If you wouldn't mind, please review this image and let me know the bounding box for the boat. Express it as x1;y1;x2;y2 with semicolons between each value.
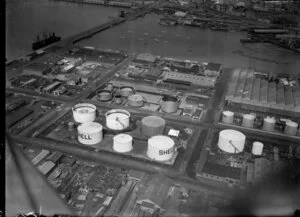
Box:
159;18;177;26
32;32;61;50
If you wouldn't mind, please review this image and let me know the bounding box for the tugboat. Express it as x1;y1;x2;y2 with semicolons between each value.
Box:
32;32;61;50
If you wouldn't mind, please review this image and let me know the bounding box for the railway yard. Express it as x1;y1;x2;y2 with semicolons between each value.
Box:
5;13;300;217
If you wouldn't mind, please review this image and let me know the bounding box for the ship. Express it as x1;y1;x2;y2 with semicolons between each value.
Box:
32;32;61;50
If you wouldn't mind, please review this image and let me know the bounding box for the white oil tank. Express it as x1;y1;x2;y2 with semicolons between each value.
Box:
72;103;96;123
284;121;298;136
263;116;276;132
147;135;175;161
252;141;264;156
113;134;133;153
242;114;255;128
77;122;103;145
105;109;130;130
222;111;234;124
217;129;246;154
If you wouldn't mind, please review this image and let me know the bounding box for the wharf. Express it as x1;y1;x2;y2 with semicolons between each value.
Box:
51;0;133;8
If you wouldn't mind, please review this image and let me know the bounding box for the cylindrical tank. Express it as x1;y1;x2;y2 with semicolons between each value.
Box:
105;109;130;130
106;83;114;91
252;141;264;156
128;94;144;107
113;134;133;153
160;95;179;113
120;86;135;97
96;89;113;102
222;111;234;124
77;122;103;145
263;117;276;132
114;94;123;104
217;129;246;154
141;116;166;137
284;121;298;136
147;135;175;161
242;114;255;128
72;103;96;124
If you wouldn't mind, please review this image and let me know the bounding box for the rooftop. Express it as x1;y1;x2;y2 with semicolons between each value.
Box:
225;68;300;114
206;62;222;72
136;174;172;208
201;162;242;180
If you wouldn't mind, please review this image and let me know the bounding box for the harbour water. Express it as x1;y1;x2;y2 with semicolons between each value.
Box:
6;0;121;61
6;0;300;75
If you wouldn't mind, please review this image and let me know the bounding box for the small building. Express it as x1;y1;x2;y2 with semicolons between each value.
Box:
204;62;222;77
178;0;190;6
174;11;187;17
134;53;156;64
43;81;61;93
141;67;162;80
136;174;172;214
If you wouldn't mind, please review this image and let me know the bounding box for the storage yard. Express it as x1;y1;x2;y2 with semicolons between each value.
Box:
33;102;201;168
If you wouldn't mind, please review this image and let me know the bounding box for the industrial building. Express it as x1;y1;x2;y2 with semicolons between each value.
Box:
163;71;216;87
197;162;242;186
225;68;300;116
136;174;172;214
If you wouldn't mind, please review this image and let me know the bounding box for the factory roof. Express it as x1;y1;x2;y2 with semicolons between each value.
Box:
205;62;222;72
136;174;171;209
225;68;300;114
202;162;241;180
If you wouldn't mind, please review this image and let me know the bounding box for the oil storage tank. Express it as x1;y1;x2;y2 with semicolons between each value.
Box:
284;121;298;136
263;116;276;132
222;111;234;124
217;129;246;154
252;141;264;156
105;109;130;130
120;86;135;97
96;89;113;102
160;95;179;113
147;135;175;161
141;116;166;137
128;94;144;107
72;103;96;123
242;114;255;128
77;122;103;145
113;134;133;153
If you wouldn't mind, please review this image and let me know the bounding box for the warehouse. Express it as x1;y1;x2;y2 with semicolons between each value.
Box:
163;71;216;87
225;68;300;116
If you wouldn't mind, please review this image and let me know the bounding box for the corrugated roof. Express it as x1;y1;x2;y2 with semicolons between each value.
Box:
206;62;222;71
202;162;241;180
136;174;171;208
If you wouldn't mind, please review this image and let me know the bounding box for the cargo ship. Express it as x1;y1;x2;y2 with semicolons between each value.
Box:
32;32;61;50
